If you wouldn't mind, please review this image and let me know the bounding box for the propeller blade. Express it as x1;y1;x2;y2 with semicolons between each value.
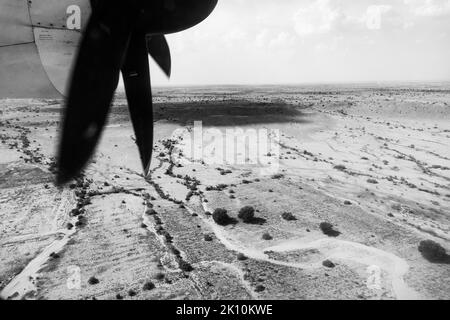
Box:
122;32;154;176
140;0;218;35
147;35;171;78
56;3;139;185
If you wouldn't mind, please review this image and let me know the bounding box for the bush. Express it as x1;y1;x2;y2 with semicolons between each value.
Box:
322;260;336;268
320;222;341;237
143;281;155;291
179;260;194;272
419;240;448;262
154;273;165;281
255;285;266;292
262;233;273;240
281;212;296;221
204;234;213;242
237;253;248;261
212;208;231;226
238;206;255;223
88;277;99;285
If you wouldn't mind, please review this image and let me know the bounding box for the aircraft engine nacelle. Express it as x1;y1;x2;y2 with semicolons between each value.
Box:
0;0;91;98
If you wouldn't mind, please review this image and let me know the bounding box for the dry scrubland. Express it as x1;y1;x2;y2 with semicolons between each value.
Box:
0;84;449;300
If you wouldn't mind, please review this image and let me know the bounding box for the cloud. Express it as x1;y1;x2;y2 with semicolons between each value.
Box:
406;0;450;17
269;32;296;48
364;5;393;30
293;0;340;36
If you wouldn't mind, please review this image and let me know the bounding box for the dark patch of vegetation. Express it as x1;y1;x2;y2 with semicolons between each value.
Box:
206;184;228;191
262;233;273;241
154;273;165;281
88;277;99;285
204;234;213;242
320;222;341;237
418;240;449;263
281;212;297;221
367;179;379;184
333;165;346;171
255;285;266;292
179;260;194;272
322;260;336;268
344;200;352;205
116;294;123;300
271;174;284;179
75;215;87;228
128;289;137;297
212;208;236;226
237;253;248;261
49;252;60;260
143;281;155;291
238;206;255;223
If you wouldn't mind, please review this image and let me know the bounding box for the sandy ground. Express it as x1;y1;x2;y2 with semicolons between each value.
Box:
0;84;449;300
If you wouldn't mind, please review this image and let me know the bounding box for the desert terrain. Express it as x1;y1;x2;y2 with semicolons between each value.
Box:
0;84;449;300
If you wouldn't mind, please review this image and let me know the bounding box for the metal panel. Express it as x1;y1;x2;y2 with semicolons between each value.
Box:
28;0;91;96
28;0;90;31
0;0;34;46
0;43;60;98
33;27;81;95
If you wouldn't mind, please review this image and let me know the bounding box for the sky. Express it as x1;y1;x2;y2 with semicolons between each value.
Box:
148;0;450;86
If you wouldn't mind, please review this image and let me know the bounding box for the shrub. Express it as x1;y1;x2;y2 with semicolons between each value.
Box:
255;285;266;292
238;206;255;223
322;260;336;268
237;253;248;261
333;165;346;171
262;233;273;241
49;252;60;259
88;277;99;285
418;240;448;262
320;222;341;237
204;234;213;242
179;260;194;272
281;212;296;221
212;208;231;226
367;179;379;184
143;281;155;291
154;273;165;281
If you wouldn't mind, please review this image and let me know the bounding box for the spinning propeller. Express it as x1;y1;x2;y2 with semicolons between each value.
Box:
56;0;217;185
